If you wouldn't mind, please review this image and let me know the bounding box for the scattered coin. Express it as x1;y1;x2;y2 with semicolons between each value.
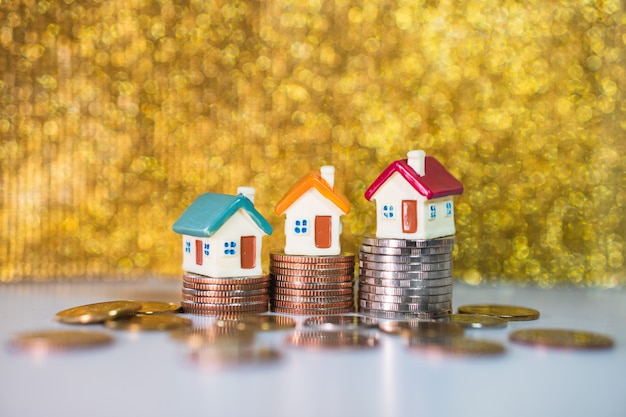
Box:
9;330;114;353
136;301;181;315
104;314;193;331
236;315;297;332
379;320;465;337
509;328;614;350
170;323;256;348
56;300;142;324
407;335;506;356
449;313;508;329
303;315;378;330
190;345;282;369
457;304;540;321
286;330;379;349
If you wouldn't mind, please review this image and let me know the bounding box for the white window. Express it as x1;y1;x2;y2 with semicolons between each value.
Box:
223;241;237;256
382;204;395;219
294;219;309;234
429;204;437;220
445;201;453;217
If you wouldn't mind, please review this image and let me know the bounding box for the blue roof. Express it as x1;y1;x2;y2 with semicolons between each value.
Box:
172;192;273;237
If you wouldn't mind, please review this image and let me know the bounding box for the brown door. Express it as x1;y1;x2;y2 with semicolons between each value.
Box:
195;240;203;265
315;216;332;248
402;200;417;233
240;236;256;269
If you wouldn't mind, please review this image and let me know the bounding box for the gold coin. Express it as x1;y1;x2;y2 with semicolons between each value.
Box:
457;304;540;321
56;301;142;324
509;328;614;350
104;314;192;331
450;313;508;329
136;301;181;315
9;330;114;352
407;335;506;356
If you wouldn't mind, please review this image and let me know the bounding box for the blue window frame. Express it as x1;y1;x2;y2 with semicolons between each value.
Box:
294;219;308;234
445;201;453;217
203;243;210;256
383;204;395;219
184;241;191;253
223;241;236;256
429;204;437;219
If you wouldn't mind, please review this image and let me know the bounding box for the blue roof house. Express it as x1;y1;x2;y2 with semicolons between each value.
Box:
172;187;273;278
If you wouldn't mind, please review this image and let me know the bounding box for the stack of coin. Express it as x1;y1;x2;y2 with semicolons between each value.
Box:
181;272;270;316
358;235;455;319
270;253;355;315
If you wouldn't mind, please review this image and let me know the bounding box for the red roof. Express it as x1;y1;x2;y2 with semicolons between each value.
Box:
364;156;463;200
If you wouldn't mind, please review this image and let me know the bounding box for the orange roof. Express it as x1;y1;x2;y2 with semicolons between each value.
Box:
274;172;350;215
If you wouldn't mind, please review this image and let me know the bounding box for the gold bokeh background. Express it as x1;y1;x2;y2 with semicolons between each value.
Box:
0;0;624;287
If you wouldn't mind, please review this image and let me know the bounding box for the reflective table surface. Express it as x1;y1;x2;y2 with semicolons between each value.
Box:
1;279;625;417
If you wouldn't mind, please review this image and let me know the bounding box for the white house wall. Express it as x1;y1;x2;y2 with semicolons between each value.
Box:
282;188;345;255
181;209;265;278
372;172;456;240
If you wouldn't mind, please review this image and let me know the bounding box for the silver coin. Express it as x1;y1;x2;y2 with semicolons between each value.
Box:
302;315;378;330
358;282;452;296
359;252;452;264
359;260;453;272
359;244;454;256
358;307;452;320
358;292;452;304
361;235;455;248
358;276;454;288
359;268;452;280
359;299;452;312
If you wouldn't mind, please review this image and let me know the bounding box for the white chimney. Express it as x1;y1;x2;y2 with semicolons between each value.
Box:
407;150;426;176
237;186;255;204
320;165;335;189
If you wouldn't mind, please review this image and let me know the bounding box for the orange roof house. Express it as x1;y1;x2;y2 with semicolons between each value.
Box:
275;166;350;256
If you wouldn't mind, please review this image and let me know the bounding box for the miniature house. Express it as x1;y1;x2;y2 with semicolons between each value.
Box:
365;150;463;240
172;187;273;278
274;166;350;256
